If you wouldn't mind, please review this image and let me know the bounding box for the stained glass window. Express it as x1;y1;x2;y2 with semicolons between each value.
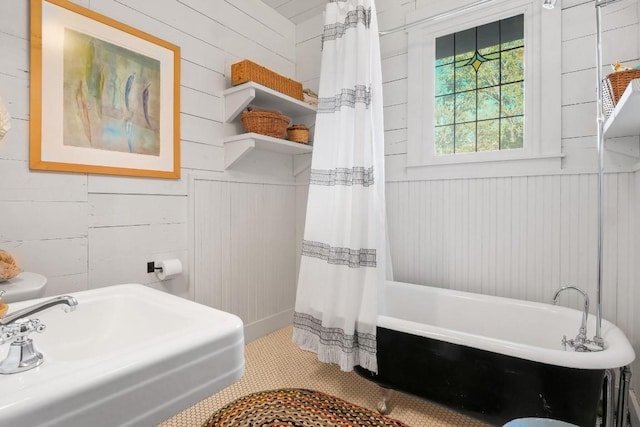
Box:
434;14;524;155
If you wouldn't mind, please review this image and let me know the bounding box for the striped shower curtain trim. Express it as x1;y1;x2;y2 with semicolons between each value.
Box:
301;240;377;268
322;5;371;48
317;85;372;112
309;167;375;187
293;312;376;354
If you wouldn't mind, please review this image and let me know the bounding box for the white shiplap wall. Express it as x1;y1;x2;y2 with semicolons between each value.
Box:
0;0;300;337
294;0;640;391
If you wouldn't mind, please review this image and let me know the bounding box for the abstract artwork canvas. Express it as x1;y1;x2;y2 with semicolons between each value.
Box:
63;28;162;155
30;0;181;178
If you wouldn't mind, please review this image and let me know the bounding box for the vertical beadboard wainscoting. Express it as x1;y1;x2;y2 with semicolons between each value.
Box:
192;178;298;343
386;172;638;374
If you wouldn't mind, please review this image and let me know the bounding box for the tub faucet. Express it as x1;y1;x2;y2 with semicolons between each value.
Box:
552;286;603;352
0;296;78;374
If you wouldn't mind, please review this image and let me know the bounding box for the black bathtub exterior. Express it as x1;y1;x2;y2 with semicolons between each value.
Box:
355;327;605;426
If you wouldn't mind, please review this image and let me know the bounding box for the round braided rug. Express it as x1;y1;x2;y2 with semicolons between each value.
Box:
202;388;410;427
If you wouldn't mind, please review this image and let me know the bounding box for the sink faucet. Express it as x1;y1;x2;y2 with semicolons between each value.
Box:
0;296;78;326
0;295;78;374
552;286;603;352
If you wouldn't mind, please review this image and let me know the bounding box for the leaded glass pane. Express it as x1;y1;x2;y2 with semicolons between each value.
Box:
501;47;524;84
455;60;476;92
455;122;476;153
436;33;455;66
501;82;524;117
477;21;499;53
501;15;524;49
436;64;455;96
477;119;500;151
435;126;455;154
455;92;476;123
455;28;475;61
436;95;455;125
477;59;499;88
500;116;524;149
477;87;500;120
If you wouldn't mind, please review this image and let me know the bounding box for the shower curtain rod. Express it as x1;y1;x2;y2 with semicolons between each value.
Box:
378;0;495;36
378;0;626;37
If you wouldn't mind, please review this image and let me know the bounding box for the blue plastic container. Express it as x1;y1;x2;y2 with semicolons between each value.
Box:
503;419;579;427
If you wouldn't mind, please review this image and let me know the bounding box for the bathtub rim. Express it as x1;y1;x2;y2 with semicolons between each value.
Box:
379;280;635;370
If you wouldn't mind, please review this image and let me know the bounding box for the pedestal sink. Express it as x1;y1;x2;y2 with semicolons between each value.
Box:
0;284;244;426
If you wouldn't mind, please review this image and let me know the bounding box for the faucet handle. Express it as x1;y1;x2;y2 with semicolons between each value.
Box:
0;318;46;345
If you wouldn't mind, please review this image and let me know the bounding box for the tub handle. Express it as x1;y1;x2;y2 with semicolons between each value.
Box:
561;335;568;351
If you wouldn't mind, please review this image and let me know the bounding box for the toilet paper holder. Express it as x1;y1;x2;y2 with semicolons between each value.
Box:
146;259;183;280
146;261;162;274
147;261;175;274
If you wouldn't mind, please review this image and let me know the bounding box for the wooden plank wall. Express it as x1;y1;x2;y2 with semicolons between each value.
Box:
295;0;640;390
0;0;298;339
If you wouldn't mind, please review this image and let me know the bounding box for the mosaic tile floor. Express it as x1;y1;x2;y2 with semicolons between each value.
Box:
158;325;489;427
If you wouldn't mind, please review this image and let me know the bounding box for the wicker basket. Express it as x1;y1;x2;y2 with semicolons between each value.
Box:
606;69;640;104
232;60;304;101
287;125;309;144
0;250;21;282
241;109;290;138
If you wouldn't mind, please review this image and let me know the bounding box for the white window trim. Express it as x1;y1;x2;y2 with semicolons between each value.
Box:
406;0;563;179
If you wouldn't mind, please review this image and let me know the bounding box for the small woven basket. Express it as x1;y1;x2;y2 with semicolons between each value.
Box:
241;109;290;138
0;250;21;282
287;125;309;144
606;69;640;104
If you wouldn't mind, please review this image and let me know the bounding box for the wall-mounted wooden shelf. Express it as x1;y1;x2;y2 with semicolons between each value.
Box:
223;82;316;174
224;133;312;176
223;81;316;123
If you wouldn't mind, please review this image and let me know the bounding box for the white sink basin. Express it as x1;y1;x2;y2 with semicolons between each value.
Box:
0;284;244;426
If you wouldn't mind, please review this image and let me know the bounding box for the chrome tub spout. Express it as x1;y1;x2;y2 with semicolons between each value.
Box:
553;286;589;342
552;286;603;352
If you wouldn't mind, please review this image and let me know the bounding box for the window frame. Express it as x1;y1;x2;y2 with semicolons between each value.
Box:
406;0;563;177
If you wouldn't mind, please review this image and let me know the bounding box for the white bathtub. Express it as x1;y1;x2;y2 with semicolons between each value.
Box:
356;280;636;426
379;280;635;370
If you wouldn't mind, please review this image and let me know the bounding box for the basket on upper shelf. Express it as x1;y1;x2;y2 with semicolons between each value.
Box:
606;69;640;105
231;60;304;101
241;108;291;139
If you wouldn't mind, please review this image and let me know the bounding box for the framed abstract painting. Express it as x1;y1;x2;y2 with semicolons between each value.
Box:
30;0;181;178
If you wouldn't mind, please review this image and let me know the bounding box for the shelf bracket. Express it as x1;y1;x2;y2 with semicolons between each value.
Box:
225;87;256;122
293;153;312;176
225;139;256;169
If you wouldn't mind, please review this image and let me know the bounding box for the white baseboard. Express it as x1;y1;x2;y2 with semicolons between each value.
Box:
243;309;294;344
630;390;640;427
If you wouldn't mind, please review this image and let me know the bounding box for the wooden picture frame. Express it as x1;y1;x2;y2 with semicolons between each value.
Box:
30;0;181;178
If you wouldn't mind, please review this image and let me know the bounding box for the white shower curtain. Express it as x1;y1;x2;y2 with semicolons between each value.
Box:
292;0;386;373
